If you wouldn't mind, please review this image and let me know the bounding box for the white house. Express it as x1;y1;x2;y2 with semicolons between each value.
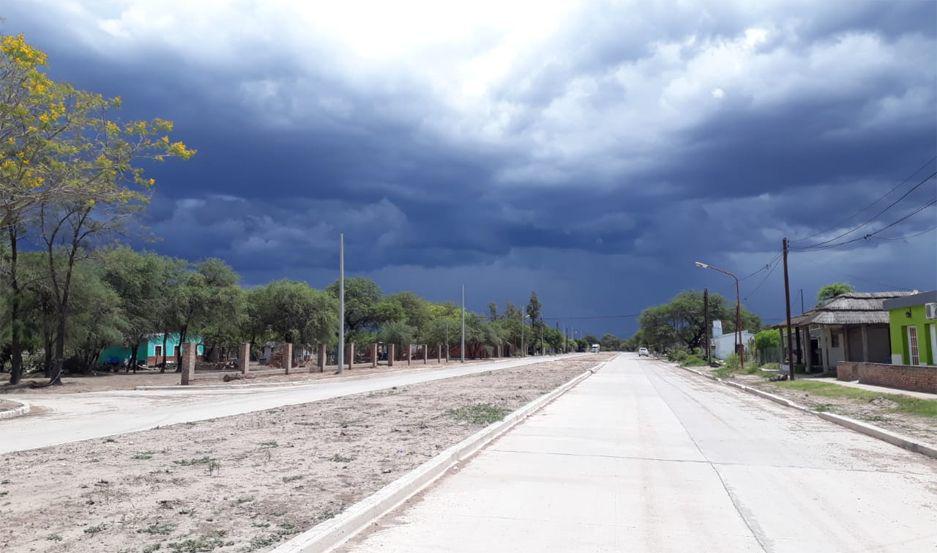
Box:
711;320;753;360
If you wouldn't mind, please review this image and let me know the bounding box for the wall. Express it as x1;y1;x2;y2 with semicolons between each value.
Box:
837;361;937;394
888;304;936;366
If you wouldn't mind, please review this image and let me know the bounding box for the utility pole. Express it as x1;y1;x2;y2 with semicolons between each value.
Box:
782;238;795;381
800;289;805;315
460;285;465;363
337;234;345;375
703;288;711;365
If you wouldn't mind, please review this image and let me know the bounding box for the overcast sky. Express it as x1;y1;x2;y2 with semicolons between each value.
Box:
4;0;936;336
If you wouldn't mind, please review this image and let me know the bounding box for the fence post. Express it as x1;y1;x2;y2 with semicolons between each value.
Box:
180;342;196;385
388;344;395;367
239;342;250;375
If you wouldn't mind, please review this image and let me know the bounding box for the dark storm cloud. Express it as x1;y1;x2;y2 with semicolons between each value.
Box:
3;0;935;336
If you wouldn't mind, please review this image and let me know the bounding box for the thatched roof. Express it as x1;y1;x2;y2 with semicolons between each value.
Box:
774;291;918;328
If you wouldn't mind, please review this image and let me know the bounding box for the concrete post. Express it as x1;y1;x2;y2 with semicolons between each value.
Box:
347;342;355;370
282;342;293;374
407;344;412;365
388;344;395;367
371;343;378;367
180;342;197;385
239;342;250;374
437;344;442;363
423;344;428;364
317;344;326;372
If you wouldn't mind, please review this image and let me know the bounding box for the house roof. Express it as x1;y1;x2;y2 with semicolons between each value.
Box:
882;290;937;310
772;291;918;328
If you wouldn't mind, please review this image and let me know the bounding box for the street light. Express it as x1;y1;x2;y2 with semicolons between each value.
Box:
694;260;744;371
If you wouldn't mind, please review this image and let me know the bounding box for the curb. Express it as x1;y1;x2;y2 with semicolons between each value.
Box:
0;400;30;420
272;356;611;553
672;363;937;460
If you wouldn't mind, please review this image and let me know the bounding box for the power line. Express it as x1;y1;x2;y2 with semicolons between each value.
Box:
742;255;782;301
740;253;782;281
795;171;936;250
873;223;937;241
795;197;937;251
541;313;642;320
791;155;936;244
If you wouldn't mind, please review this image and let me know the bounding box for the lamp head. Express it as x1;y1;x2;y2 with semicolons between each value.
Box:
695;261;710;269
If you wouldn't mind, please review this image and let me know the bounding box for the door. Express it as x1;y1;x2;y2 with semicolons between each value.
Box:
907;326;920;366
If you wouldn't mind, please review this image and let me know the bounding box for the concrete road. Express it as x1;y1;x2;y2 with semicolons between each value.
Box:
0;354;582;454
342;353;937;553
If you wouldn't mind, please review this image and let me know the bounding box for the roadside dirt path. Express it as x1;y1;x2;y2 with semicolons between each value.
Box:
0;355;608;553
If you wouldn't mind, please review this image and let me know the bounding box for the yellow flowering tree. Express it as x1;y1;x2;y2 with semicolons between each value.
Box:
0;34;196;384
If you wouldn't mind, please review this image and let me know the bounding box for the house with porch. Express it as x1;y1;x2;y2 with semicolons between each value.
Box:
99;333;204;367
775;291;917;373
883;290;937;366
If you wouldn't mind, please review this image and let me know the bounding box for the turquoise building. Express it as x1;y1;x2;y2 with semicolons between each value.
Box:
98;333;204;367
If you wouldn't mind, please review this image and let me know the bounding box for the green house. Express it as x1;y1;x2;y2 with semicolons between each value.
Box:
99;333;204;367
883;290;937;366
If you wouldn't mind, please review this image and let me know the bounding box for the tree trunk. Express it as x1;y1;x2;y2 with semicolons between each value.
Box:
175;327;187;373
49;308;67;385
6;221;23;385
160;331;169;373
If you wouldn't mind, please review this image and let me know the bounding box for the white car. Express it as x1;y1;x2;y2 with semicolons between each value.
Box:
638;347;649;357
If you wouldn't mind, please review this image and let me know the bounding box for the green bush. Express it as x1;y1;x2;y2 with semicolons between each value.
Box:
682;355;707;367
724;353;740;371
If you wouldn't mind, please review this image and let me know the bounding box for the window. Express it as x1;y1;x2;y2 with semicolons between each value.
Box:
173;345;180;357
907;326;920;366
155;345;163;357
830;333;839;348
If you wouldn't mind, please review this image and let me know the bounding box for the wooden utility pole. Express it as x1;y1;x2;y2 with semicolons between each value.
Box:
337;234;345;374
703;288;711;365
782;238;795;380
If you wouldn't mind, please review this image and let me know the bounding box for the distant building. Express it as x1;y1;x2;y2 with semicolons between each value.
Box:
99;333;204;367
710;320;753;360
883;290;936;366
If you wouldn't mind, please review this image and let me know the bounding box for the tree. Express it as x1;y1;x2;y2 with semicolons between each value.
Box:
327;277;383;339
600;333;621;351
99;248;168;372
248;280;337;346
165;259;240;371
0;35;76;384
636;290;760;352
487;302;498;321
817;282;854;305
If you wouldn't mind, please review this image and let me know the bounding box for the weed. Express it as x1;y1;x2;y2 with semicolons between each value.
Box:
84;523;107;535
247;535;278;550
139;522;176;535
133;451;155;460
167;530;226;552
103;438;116;443
282;475;303;483
813;403;833;412
173;457;215;467
328;454;354;463
773;380;937;418
258;441;278;448
251;522;270;528
234;496;255;504
46;534;63;542
143;545;162;553
448;403;509;425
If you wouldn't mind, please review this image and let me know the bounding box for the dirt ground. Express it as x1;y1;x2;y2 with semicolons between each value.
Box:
0;357;495;396
723;372;937;445
0;399;20;412
0;354;609;553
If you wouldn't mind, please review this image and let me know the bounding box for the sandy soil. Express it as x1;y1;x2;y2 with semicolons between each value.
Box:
0;399;20;412
0;357;496;396
0;354;609;553
724;372;937;445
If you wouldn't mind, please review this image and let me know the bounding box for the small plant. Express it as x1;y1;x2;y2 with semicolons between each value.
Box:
84;523;107;535
139;522;176;535
167;530;226;553
234;496;255;504
133;451;155;460
258;440;278;448
173;456;215;467
46;534;63;542
282;475;303;483
328;454;354;463
813;403;833;413
143;545;162;553
448;403;509;425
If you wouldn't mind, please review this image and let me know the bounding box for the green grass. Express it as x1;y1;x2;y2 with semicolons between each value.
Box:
448;403;509;425
773;380;937;418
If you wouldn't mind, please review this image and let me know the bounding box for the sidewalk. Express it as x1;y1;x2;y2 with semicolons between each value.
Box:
823;378;937;400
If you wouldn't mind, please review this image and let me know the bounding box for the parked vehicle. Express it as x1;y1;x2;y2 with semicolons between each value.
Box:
590;344;600;353
638;347;649;357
